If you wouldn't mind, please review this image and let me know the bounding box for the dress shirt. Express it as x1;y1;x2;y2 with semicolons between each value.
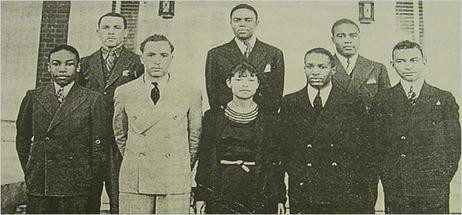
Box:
307;81;332;107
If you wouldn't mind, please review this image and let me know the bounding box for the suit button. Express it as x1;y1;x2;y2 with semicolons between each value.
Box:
307;163;312;167
95;139;101;145
47;159;53;163
68;156;73;160
332;162;338;166
330;144;334;147
307;144;312;148
299;182;304;186
165;153;171;158
139;152;146;156
401;136;406;140
400;154;406;158
103;92;107;95
45;137;50;141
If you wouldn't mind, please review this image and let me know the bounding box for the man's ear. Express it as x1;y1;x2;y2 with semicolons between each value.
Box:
331;65;337;74
226;78;232;89
390;60;394;67
76;63;81;73
423;57;427;65
123;29;129;38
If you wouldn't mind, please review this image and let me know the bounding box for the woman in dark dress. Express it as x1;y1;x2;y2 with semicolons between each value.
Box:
194;62;285;214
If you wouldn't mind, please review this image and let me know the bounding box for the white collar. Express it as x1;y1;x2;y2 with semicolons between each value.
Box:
307;81;333;107
235;36;257;56
335;53;359;75
400;78;425;98
53;81;75;98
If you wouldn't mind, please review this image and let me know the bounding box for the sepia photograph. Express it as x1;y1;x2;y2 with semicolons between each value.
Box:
1;0;460;214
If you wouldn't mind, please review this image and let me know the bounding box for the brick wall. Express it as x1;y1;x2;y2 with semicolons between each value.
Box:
120;1;140;52
35;1;71;87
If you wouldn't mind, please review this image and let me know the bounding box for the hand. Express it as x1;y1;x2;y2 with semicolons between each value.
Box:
277;203;285;214
195;201;206;214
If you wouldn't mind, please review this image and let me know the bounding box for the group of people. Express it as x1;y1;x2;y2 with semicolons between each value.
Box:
15;3;460;214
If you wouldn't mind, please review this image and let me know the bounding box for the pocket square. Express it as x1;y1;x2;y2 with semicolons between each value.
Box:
366;78;377;84
264;64;272;73
436;100;441;106
122;70;132;76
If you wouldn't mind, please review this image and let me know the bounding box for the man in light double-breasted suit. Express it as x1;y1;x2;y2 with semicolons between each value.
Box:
113;34;202;214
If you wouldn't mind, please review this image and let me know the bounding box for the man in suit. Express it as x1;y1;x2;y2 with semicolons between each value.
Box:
205;3;284;113
113;34;202;214
16;45;110;214
278;48;370;213
78;12;144;213
370;40;460;214
330;18;391;212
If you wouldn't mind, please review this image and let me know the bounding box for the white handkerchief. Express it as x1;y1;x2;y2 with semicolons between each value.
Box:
436;100;441;106
366;78;377;84
122;70;131;76
264;64;272;73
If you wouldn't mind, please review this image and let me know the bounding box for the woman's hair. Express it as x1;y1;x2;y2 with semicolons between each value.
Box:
227;62;260;80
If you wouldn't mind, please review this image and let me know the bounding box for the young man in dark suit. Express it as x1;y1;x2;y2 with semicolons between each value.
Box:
16;45;111;214
370;40;460;214
331;18;391;213
205;3;284;113
278;48;370;213
78;12;144;214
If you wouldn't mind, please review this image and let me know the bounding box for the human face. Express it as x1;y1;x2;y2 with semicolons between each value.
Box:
226;70;260;100
97;16;127;49
48;50;79;87
331;23;360;58
304;53;334;89
392;47;426;82
230;8;259;41
141;41;173;78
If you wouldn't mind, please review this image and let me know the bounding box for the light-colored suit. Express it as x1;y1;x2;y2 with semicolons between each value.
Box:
113;74;202;196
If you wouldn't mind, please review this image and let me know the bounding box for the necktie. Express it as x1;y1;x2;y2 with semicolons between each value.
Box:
244;41;251;58
56;87;65;104
105;51;117;72
407;86;417;106
346;58;353;77
151;82;160;105
313;89;322;112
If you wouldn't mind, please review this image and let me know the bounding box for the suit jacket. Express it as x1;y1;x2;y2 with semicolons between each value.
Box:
16;84;110;196
332;54;390;110
370;82;461;198
278;83;370;212
205;39;284;112
78;46;144;116
113;75;202;194
195;108;286;210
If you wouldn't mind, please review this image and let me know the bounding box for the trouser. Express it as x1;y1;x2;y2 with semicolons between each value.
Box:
359;175;379;214
385;193;449;214
119;192;190;214
27;195;88;214
87;144;122;214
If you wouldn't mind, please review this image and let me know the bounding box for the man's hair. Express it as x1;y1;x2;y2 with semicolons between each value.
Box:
304;47;335;67
139;34;175;53
98;12;127;29
230;4;258;21
227;62;260;80
331;18;360;36
392;40;424;59
48;44;80;63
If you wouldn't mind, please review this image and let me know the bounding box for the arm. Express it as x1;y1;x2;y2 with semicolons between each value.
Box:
443;94;461;179
77;57;90;87
133;55;145;78
194;111;215;202
205;51;220;110
90;94;111;174
15;91;33;172
188;88;203;169
113;89;129;156
273;50;285;104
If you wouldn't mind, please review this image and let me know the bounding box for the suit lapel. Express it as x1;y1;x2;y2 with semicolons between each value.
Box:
332;55;351;91
33;85;60;116
88;50;105;88
312;85;341;139
106;47;132;89
248;39;269;66
350;55;375;92
47;84;87;132
408;82;436;126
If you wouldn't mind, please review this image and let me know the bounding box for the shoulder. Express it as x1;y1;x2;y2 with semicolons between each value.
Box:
281;88;306;108
80;50;100;62
207;41;232;56
359;55;386;69
257;39;283;54
114;76;142;97
121;48;141;60
425;83;456;101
